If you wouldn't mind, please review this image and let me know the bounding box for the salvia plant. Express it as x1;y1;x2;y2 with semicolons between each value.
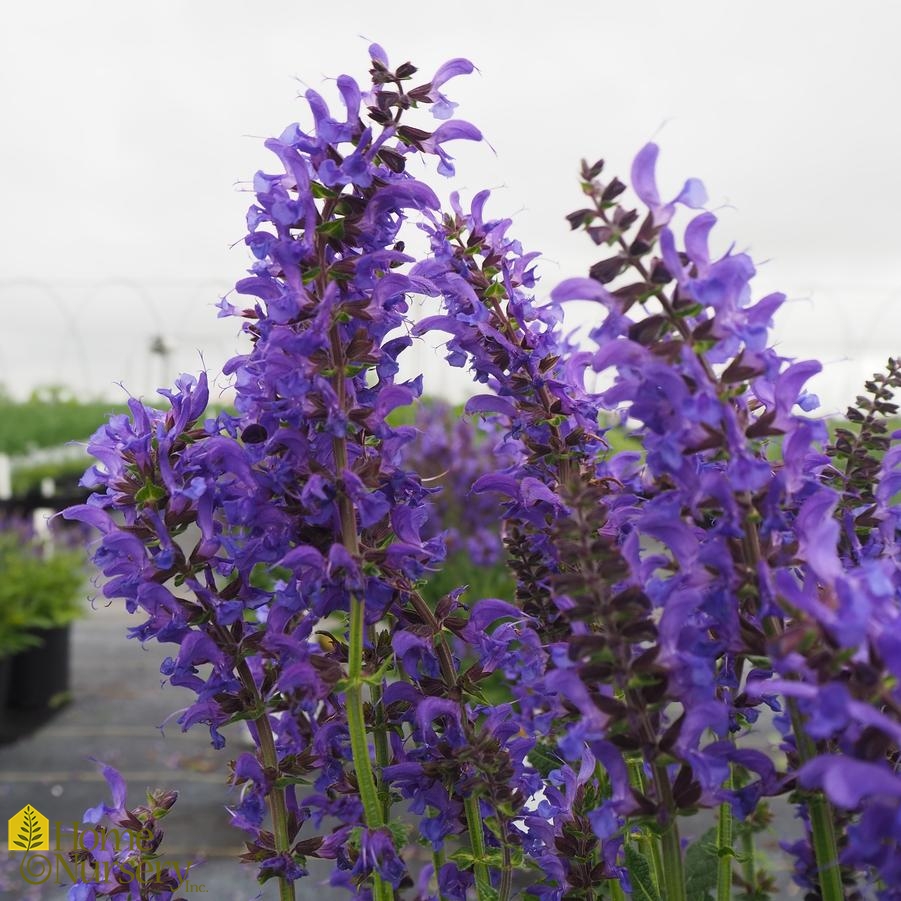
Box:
63;44;901;901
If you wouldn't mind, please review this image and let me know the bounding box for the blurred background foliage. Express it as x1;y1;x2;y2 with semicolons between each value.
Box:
0;386;131;455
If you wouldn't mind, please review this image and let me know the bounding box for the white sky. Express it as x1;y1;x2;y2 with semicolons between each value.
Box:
1;1;900;412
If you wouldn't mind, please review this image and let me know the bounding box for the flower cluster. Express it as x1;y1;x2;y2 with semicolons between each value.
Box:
67;762;184;901
67;45;901;901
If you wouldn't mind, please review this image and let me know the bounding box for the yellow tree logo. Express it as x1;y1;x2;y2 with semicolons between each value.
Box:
8;805;48;851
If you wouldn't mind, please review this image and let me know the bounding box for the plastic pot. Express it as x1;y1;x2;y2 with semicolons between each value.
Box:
8;625;71;711
0;655;11;710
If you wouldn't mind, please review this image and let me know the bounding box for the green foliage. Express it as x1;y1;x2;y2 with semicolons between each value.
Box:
684;828;718;901
625;845;661;901
526;740;566;779
11;457;91;495
0;530;86;658
0;386;131;455
602;423;643;454
418;551;515;608
386;398;465;429
249;562;294;592
0;384;236;495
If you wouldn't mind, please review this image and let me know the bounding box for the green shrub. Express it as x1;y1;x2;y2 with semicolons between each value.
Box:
0;386;131;455
0;524;86;658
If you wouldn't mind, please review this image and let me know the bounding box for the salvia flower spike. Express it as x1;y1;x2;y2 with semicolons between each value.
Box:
67;46;901;901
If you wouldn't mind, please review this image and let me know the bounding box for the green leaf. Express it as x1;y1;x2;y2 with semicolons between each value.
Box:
482;848;525;869
684;827;718;901
13;840;26;849
387;821;412;849
475;877;499;901
224;702;265;725
625;845;661;901
449;849;475;868
135;480;167;505
249;562;293;592
310;182;335;199
528;742;564;778
361;656;395;687
274;775;312;789
317;218;346;239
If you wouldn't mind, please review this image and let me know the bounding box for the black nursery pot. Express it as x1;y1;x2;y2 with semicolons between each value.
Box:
8;625;71;711
0;655;11;710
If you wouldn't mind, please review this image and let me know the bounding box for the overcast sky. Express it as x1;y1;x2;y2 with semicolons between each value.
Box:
1;1;899;411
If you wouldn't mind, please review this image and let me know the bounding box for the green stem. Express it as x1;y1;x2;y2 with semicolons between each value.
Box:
659;821;686;901
498;824;514;901
369;652;391;822
628;759;664;894
464;794;492;901
806;789;843;900
327;321;392;901
641;833;665;899
433;845;447;901
716;768;733;901
347;597;383;826
786;698;843;901
237;660;295;901
652;763;686;901
346;595;393;901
